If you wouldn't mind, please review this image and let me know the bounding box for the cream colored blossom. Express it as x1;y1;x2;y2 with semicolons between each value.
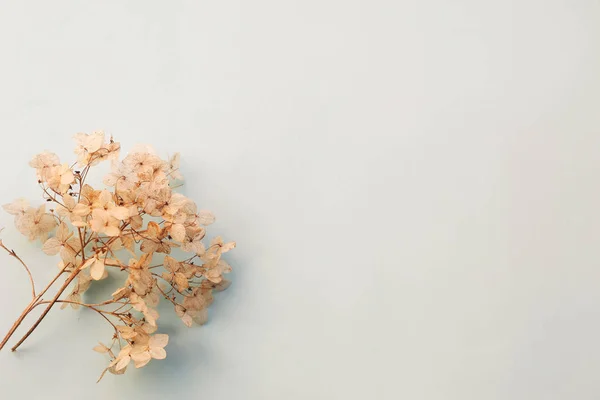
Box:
56;195;89;227
94;140;121;164
15;205;57;242
197;209;216;225
123;151;166;182
2;198;29;216
112;334;168;370
129;334;169;368
168;152;183;180
139;221;171;254
74;131;105;166
89;209;121;236
126;253;154;295
92;190;129;220
81;256;106;281
162;256;192;290
176;303;208;327
181;228;206;254
42;222;72;255
103;162;136;190
45;163;75;194
29;151;60;179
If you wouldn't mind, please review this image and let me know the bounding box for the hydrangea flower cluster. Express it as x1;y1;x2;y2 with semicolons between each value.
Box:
0;132;235;381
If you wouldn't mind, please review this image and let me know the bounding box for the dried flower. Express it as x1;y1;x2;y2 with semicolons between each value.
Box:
0;132;235;382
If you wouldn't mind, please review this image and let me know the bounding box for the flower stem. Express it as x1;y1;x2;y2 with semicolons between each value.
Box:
0;268;66;351
0;243;36;299
0;299;36;351
10;267;80;351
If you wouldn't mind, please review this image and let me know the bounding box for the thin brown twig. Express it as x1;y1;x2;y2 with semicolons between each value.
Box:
152;273;189;296
155;282;179;306
0;242;36;298
10;267;81;351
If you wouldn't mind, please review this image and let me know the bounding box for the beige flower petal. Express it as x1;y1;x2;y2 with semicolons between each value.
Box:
104;226;121;237
140;239;159;254
214;279;232;292
221;241;236;253
163;256;180;272
3;198;29;215
197;210;215;225
110;206;130;221
93;343;109;353
174;272;189;290
56;222;71;243
115;355;130;371
59;245;77;266
72;203;91;217
169;223;186;242
79;257;96;270
192;308;209;325
42;237;62;256
150;334;169;348
131;351;152;368
90;258;105;280
150;347;166;360
181;313;193;327
116;326;137;340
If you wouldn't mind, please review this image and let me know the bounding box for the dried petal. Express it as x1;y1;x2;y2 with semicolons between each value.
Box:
192;308;209;325
174;272;189;290
197;210;215;225
131;351;152;368
116;326;137;340
42;237;62;255
3;198;29;215
90;258;106;280
115;356;130;371
169;223;186;242
150;334;169;348
149;347;166;360
110;206;129;221
93;343;109;353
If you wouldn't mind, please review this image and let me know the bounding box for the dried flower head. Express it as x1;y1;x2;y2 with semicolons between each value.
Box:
0;132;235;382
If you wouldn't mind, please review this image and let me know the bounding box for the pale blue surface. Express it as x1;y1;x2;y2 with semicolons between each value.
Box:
0;1;600;399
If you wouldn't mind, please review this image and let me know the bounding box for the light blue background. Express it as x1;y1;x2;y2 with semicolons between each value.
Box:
0;1;599;399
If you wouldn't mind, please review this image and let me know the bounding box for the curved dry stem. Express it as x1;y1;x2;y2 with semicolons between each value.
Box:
155;281;180;306
0;242;36;298
0;268;68;351
10;267;81;351
36;300;122;331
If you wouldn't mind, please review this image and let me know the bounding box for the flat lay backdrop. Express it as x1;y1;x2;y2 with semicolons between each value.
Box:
0;1;600;399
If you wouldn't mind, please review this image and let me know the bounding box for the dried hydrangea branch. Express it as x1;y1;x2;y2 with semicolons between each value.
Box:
0;267;67;351
10;266;81;351
36;300;121;325
0;132;235;381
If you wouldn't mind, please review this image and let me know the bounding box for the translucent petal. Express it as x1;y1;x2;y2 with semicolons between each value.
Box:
115;355;130;371
110;206;130;221
150;334;169;348
93;343;109;353
131;351;152;368
150;347;167;360
42;237;62;256
197;210;215;225
170;223;186;242
104;225;121;237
